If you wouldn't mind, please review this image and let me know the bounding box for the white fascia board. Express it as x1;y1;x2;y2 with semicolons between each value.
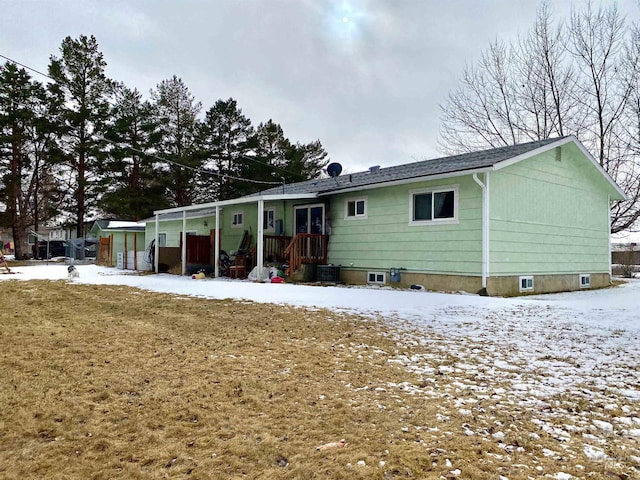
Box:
149;212;217;222
152;193;318;216
570;138;627;201
492;136;627;201
316;167;492;197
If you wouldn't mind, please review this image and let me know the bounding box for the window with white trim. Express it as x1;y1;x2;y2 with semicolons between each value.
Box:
263;208;275;231
519;276;534;292
367;271;386;284
345;197;367;219
579;274;591;288
409;186;458;225
231;211;244;228
157;233;167;247
186;231;198;236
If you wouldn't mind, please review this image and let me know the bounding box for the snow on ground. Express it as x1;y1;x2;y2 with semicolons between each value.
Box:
2;263;640;475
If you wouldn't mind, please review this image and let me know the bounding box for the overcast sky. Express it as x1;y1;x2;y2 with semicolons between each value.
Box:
2;0;639;172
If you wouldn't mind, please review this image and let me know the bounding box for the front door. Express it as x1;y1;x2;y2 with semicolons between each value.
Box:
294;204;325;234
294;204;325;261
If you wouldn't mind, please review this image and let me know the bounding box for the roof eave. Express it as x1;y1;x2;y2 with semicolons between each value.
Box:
315;167;494;196
152;193;319;216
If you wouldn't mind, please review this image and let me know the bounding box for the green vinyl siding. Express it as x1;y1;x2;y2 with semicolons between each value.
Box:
490;144;612;275
326;176;483;275
109;231;145;256
144;216;216;249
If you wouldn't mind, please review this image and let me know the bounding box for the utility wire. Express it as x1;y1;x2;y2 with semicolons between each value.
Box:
0;53;53;81
0;53;303;186
239;154;307;180
97;135;283;185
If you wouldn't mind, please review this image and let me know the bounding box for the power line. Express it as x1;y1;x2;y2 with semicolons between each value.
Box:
97;135;283;186
1;53;302;187
239;154;307;180
0;53;53;81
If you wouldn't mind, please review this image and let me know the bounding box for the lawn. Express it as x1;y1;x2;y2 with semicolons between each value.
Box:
0;279;637;479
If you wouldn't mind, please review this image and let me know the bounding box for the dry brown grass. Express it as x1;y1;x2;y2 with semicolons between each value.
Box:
0;280;635;479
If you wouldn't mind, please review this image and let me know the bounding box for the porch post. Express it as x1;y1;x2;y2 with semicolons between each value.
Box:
214;205;220;278
257;199;264;272
154;214;159;273
181;210;187;275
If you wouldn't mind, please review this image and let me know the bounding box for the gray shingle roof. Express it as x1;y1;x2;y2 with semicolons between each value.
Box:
257;137;567;197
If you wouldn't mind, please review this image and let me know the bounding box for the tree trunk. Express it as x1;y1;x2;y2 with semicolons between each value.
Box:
9;123;24;259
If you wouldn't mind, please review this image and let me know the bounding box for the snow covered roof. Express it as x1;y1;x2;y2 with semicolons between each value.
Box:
106;221;146;230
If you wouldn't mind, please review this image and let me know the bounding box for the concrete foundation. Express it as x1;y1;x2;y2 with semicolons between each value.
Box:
338;269;611;296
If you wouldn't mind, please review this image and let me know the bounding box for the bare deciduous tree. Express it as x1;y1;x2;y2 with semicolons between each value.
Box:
439;1;640;233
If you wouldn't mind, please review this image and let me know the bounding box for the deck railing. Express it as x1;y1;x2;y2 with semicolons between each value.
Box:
262;235;292;263
283;233;328;273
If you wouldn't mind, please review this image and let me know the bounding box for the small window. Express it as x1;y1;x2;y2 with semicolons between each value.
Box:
346;197;367;219
579;274;590;288
186;231;198;236
263;208;275;231
232;211;244;228
410;186;458;225
158;233;167;247
519;275;534;292
367;271;386;284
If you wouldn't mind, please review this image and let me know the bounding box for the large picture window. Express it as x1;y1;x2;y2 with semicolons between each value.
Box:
409;186;458;225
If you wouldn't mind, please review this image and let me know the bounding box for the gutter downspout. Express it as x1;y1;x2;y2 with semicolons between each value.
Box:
154;213;159;273
181;210;187;275
214;206;220;278
473;172;490;293
608;195;612;281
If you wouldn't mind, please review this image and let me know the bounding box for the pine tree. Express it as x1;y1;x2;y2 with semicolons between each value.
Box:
0;62;61;258
235;120;329;196
100;84;169;220
237;120;296;196
200;98;254;200
48;34;113;238
150;75;202;207
283;139;329;183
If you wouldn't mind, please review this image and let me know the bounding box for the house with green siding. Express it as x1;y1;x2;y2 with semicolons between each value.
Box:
142;208;218;274
90;220;147;269
146;136;625;295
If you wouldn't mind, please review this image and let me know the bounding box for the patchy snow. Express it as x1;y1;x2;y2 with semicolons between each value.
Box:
2;264;639;476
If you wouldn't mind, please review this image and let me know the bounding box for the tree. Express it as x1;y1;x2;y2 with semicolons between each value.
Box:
48;34;113;238
439;2;640;233
200;98;254;201
284;139;329;183
0;62;63;258
236;120;329;197
150;75;202;207
100;84;169;219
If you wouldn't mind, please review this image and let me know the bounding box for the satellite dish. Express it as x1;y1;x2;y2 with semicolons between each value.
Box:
327;162;343;177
